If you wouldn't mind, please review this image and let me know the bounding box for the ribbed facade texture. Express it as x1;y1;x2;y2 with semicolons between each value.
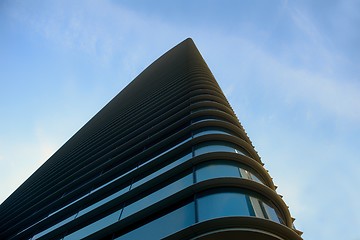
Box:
0;38;302;240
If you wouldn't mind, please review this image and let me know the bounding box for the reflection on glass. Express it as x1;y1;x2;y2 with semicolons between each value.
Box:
132;152;192;189
191;116;220;124
196;161;240;182
197;189;284;225
137;138;191;170
193;127;233;138
196;160;265;185
263;202;282;224
77;186;129;217
190;116;237;131
64;210;121;240
121;173;192;219
115;202;195;240
33;213;77;239
194;141;249;157
249;196;266;218
198;190;254;221
92;138;192;199
239;168;263;184
49;191;91;218
91;168;135;193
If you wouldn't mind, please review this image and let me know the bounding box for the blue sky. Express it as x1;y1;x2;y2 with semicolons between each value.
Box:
1;0;360;239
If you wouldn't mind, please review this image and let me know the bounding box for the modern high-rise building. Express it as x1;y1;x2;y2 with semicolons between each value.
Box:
0;38;302;240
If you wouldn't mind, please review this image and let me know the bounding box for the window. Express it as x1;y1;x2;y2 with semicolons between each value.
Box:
138;137;191;169
249;196;266;218
114;202;195;240
195;160;266;185
194;141;249;157
190;115;221;124
197;188;284;225
239;168;263;184
263;202;284;224
132;152;192;189
196;160;240;182
121;173;193;220
197;189;254;221
64;210;121;239
33;214;77;239
193;127;233;138
77;185;129;218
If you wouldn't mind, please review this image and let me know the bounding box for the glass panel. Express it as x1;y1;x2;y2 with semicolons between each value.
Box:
249;196;266;218
115;202;195;240
193;127;232;138
196;160;240;182
239;168;265;185
196;160;266;186
48;191;91;217
250;173;262;183
195;142;234;156
191;116;237;128
137;138;191;169
16;215;46;237
197;190;254;222
91;139;191;198
132;152;192;189
234;148;247;156
263;202;282;224
194;141;249;157
239;168;251;179
77;185;129;217
191;116;219;124
121;173;192;220
64;210;121;240
91;168;136;193
33;214;76;239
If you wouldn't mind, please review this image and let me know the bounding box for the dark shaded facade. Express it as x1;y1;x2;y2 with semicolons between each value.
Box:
0;39;302;240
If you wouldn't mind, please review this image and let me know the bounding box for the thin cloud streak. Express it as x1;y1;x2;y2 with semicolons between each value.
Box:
201;33;360;125
1;0;359;239
5;0;179;66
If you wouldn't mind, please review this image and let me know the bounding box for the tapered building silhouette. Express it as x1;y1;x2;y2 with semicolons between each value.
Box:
0;38;302;240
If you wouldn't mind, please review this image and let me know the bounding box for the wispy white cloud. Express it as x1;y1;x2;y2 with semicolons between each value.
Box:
266;59;360;124
5;0;359;124
5;0;180;67
2;1;360;239
278;10;360;123
203;33;360;125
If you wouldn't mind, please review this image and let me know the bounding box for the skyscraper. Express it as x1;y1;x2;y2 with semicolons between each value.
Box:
0;38;302;240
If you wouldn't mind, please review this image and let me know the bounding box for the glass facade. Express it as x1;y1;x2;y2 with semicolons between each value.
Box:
121;172;193;219
54;148;283;240
0;39;301;240
64;211;121;239
197;189;254;221
193;127;234;138
14;127;287;240
196;160;266;185
112;188;284;239
29;135;284;239
195;141;250;157
114;202;195;240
